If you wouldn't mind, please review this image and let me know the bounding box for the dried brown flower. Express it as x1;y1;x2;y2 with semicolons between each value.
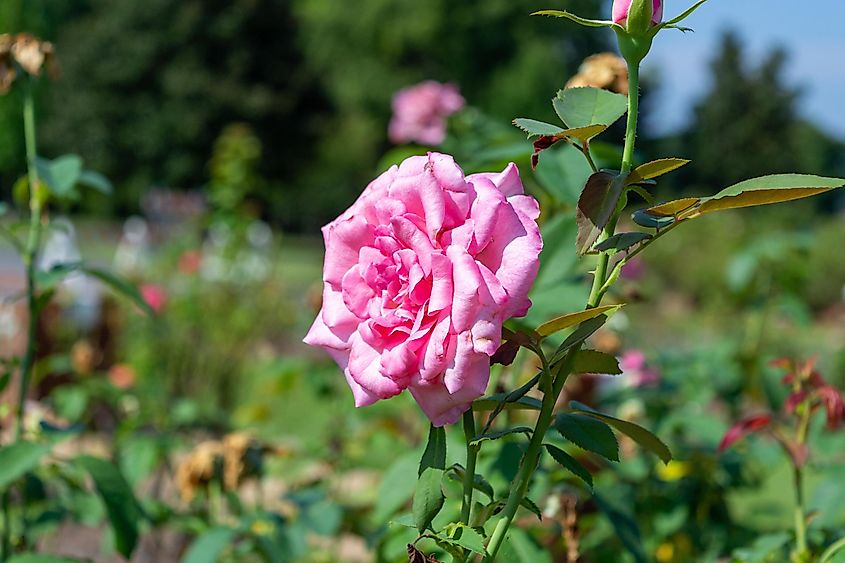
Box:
0;33;56;94
175;432;276;502
566;52;629;95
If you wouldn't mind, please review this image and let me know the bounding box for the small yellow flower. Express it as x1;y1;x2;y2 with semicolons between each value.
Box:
657;460;691;481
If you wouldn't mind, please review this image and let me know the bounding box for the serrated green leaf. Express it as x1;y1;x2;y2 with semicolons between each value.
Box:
532;10;620;29
413;468;445;532
697;174;845;214
441;523;487;555
36;262;153;316
593;232;652;253
181;527;237;563
520;497;543;520
576;171;626;255
554;413;619;462
536;305;621;338
573;350;622;375
627;158;690;184
76;455;144;558
571;401;672;463
513;118;563;137
544;443;593;488
0;441;53;489
419;425;447;476
470;427;532;447
553;87;628;129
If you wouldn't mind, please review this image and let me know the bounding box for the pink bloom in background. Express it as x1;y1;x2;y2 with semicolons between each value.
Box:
388;81;465;146
304;153;542;426
619;350;660;387
612;0;663;26
140;284;168;313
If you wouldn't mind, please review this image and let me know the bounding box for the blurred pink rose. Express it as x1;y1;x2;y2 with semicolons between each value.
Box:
612;0;663;26
304;153;542;426
388;81;465;146
140;284;168;313
619;350;660;387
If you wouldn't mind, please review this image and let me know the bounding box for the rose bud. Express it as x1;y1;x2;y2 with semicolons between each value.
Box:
613;0;663;30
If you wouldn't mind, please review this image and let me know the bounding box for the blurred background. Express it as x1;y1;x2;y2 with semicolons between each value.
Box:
1;0;844;561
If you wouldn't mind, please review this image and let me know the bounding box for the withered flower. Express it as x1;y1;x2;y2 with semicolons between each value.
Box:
10;33;55;76
0;33;56;95
175;432;278;502
0;35;16;94
566;53;629;95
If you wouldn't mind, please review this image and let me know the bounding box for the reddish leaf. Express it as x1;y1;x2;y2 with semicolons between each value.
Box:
408;544;441;563
575;171;624;255
818;386;845;430
784;391;808;415
718;414;771;452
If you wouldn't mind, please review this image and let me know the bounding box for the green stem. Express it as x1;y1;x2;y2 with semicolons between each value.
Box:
820;536;845;563
4;78;44;556
793;465;807;560
792;405;812;561
15;79;43;441
482;58;643;563
621;62;640;174
586;61;640;308
460;409;479;526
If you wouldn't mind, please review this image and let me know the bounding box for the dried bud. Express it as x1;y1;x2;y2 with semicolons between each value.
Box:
0;35;16;94
565;53;629;95
11;33;54;76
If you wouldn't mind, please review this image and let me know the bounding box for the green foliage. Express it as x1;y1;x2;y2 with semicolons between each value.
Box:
0;442;53;490
576;171;626;254
537;305;621;338
552;87;628;129
573;350;622;375
570;401;672;463
543;443;593;488
553;413;619;462
413;468;445;533
75;455;144;559
419;425;447;476
181;527;238;563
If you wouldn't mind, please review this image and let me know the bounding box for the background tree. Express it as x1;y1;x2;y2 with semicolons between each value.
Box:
1;0;608;231
661;31;844;195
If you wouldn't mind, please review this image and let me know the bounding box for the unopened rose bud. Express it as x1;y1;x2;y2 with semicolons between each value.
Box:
612;0;663;29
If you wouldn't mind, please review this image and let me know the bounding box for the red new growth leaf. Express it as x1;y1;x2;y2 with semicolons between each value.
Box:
718;414;771;452
818;386;845;430
784;391;808;415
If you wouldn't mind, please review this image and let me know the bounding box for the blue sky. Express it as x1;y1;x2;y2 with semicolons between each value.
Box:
641;0;845;138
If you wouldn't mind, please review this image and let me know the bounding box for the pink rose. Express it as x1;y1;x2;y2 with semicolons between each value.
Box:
140;284;168;313
304;153;542;426
388;81;465;146
612;0;663;26
619;350;660;387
